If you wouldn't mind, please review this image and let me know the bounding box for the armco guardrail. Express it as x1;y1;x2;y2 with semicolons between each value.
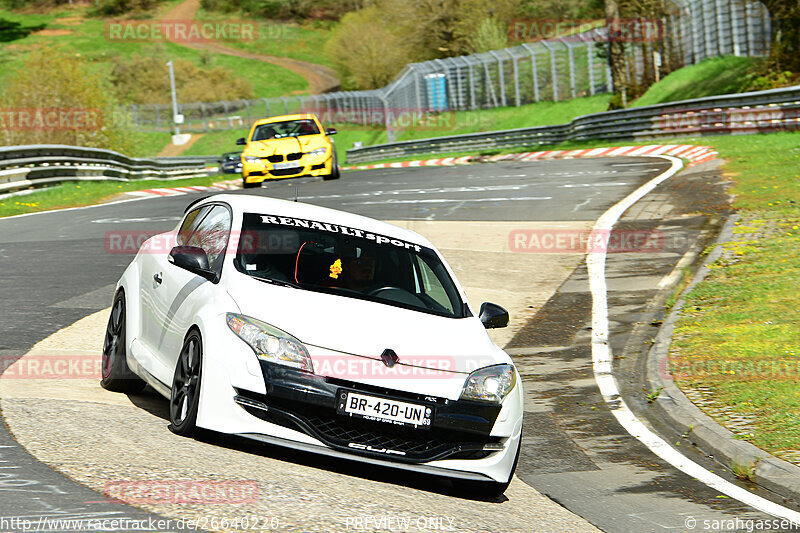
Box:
345;85;800;164
0;145;215;196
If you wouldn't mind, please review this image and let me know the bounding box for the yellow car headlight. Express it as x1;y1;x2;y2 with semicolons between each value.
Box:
306;147;327;157
244;155;261;163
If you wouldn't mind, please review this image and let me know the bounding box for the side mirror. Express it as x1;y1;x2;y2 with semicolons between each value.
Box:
479;302;509;329
169;246;216;282
235;137;247;145
324;128;338;136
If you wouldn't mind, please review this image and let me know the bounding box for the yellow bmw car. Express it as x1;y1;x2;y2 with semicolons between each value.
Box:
236;113;339;188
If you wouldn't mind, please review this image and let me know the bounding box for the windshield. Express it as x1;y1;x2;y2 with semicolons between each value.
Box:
234;213;465;318
251;119;320;141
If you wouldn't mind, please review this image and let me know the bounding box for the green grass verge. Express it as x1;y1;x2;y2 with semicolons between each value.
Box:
633;56;761;107
0;173;227;218
667;132;800;459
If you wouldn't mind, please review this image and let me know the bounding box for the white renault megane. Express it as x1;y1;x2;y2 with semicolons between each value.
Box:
101;194;522;496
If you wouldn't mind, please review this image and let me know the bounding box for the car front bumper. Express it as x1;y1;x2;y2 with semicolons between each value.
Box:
234;361;506;464
243;154;333;182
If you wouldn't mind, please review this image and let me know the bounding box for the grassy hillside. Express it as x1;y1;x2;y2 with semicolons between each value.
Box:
633;56;761;107
0;6;308;99
194;8;335;69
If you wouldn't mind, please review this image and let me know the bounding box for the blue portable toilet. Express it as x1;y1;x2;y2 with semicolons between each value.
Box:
425;73;448;111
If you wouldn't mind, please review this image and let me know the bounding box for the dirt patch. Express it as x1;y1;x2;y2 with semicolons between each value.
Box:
54;17;84;26
157;133;204;157
34;29;73;36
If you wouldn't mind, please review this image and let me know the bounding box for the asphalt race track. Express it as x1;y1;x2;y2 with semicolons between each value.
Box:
0;158;792;532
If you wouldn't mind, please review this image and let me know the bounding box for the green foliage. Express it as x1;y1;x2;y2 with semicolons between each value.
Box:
0;16;44;41
324;5;410;90
110;50;254;104
466;17;508;54
0;46;134;154
325;0;518;90
0;0;70;8
200;0;362;20
91;0;161;16
517;0;603;19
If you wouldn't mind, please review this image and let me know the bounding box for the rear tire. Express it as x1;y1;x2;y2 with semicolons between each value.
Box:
100;291;146;394
168;330;203;437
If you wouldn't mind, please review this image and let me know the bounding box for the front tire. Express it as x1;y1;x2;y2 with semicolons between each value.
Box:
242;176;261;189
323;152;340;181
100;291;146;394
168;330;203;437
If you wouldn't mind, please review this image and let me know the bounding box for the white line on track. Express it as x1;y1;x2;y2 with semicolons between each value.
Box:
342;196;553;205
587;154;800;524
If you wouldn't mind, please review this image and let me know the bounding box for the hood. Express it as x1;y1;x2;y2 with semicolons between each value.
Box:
226;273;509;375
245;136;326;156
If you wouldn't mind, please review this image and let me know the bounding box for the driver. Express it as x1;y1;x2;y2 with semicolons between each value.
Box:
341;253;376;292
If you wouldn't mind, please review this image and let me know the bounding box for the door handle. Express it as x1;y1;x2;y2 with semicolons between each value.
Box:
153;273;162;286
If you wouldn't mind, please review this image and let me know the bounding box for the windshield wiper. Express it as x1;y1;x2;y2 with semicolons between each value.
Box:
252;276;301;289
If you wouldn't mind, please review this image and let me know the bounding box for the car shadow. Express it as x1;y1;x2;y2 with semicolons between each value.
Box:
127;386;169;421
125;388;508;503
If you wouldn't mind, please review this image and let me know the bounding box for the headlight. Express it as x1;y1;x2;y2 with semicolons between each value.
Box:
306;147;327;157
460;364;516;403
244;156;261;163
226;313;313;373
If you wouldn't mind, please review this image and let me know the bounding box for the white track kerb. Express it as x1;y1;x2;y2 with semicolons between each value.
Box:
588;155;800;524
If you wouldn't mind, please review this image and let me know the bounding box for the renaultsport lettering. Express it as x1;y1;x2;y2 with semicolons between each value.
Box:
259;215;422;252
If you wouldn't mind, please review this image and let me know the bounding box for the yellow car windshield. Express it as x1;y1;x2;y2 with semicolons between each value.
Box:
252;119;320;141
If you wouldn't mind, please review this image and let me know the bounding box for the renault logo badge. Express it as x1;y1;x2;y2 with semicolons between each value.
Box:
380;349;399;368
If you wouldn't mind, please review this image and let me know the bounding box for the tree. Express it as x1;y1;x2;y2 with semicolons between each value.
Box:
0;46;133;153
604;0;628;108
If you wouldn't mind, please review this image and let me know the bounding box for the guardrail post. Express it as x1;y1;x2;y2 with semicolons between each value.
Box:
586;41;595;96
200;102;208;132
541;41;558;101
154;104;161;131
130;104;139;131
281;97;289;114
512;56;520;106
565;41;576;100
715;0;726;55
521;43;540;103
222;100;230;129
488;51;506;107
467;59;477;110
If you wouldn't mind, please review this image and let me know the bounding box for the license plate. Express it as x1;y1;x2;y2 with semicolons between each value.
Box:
273;161;301;170
337;391;432;429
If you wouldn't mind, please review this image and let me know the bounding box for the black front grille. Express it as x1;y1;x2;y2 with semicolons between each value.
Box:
269;167;303;176
286;152;303;161
311;163;325;170
266;155;283;163
236;390;498;463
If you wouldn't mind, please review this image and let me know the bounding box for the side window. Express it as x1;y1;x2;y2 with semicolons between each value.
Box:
414;256;455;314
186;205;232;273
177;206;210;245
